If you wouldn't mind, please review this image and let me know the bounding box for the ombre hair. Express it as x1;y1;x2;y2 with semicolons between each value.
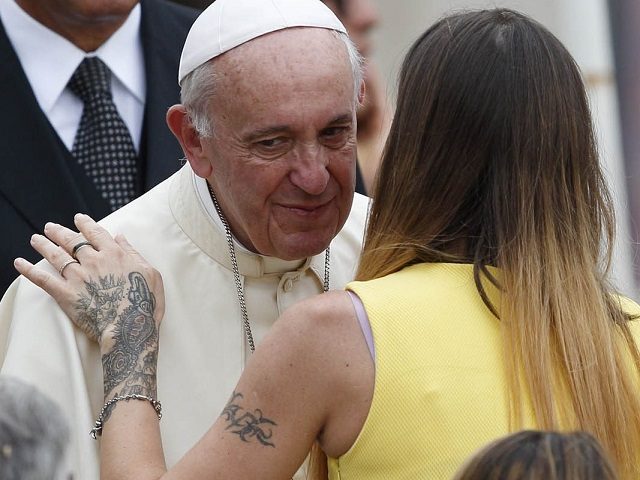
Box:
351;7;640;478
453;430;618;480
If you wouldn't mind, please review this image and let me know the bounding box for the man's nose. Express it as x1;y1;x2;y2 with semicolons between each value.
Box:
289;147;330;195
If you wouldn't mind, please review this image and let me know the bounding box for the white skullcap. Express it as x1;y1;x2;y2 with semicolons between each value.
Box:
178;0;347;84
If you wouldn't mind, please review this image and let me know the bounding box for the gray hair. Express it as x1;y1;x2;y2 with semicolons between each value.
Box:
0;376;70;480
180;29;364;138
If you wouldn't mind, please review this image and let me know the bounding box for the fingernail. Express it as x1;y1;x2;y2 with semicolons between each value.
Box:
14;258;26;267
30;234;38;244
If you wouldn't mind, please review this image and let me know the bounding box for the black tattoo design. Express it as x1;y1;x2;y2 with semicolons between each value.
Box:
221;392;277;447
75;275;125;341
98;272;159;421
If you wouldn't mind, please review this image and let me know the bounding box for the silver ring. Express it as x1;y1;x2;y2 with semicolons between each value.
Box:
71;241;93;260
58;259;80;277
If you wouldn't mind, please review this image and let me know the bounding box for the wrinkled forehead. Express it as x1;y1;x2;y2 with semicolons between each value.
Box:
207;28;356;132
214;27;353;92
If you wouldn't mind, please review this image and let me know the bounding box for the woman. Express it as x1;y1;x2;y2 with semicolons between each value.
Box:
16;8;640;479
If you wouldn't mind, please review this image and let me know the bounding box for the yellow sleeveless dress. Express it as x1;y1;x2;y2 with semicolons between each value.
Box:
327;262;640;479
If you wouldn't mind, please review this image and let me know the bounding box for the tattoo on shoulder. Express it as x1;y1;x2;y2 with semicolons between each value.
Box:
221;391;277;448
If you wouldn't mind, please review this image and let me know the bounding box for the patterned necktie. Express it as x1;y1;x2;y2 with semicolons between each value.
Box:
68;57;138;211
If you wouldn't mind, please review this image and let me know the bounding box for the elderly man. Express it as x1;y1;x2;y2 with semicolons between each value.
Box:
0;0;198;294
0;0;368;478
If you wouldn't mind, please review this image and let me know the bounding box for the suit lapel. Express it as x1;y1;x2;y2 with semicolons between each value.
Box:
0;21;110;232
138;0;197;191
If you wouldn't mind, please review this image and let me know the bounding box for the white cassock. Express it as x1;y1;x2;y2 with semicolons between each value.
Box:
0;164;369;479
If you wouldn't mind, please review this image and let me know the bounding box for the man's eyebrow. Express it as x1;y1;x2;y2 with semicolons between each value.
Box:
325;113;353;126
244;125;292;142
243;114;353;142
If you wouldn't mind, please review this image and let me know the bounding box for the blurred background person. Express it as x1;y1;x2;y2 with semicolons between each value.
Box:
0;0;199;294
0;376;70;480
453;430;619;480
322;0;392;194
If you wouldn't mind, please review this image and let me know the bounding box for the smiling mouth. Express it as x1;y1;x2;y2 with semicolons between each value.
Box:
279;200;332;217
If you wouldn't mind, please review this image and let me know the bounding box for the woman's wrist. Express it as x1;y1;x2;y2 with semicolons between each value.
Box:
99;340;159;434
101;342;159;401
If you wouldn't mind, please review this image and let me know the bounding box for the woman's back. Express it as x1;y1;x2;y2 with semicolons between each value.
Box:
328;263;640;478
354;7;640;478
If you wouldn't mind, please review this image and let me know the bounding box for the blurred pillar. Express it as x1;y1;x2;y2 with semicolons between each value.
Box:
555;0;637;298
609;0;640;292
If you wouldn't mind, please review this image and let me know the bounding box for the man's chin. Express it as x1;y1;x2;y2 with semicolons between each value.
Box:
268;232;335;261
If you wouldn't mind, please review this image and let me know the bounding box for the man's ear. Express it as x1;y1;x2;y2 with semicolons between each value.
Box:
357;80;366;107
166;105;213;178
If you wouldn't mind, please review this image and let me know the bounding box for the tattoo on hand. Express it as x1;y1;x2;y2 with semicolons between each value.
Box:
221;391;277;448
72;272;159;422
75;275;125;341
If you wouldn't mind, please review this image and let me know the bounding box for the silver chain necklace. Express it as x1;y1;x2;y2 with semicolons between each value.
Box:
207;183;330;353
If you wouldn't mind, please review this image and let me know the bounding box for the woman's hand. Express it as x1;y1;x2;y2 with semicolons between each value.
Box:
14;214;165;402
15;214;164;345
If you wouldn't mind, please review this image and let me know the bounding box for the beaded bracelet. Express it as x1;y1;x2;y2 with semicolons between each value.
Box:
90;394;162;439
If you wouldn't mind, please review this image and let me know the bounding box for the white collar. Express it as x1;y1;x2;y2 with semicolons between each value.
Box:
0;0;145;113
194;174;254;255
187;169;316;277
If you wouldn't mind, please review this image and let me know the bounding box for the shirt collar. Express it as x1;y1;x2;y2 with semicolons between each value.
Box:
96;4;145;104
0;0;144;113
186;170;326;279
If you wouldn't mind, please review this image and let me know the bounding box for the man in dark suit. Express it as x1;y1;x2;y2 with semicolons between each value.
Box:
0;0;199;294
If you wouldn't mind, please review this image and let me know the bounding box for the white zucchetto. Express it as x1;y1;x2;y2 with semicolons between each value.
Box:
178;0;347;84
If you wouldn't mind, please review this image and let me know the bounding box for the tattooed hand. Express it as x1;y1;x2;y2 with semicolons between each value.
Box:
15;215;165;394
16;215;165;404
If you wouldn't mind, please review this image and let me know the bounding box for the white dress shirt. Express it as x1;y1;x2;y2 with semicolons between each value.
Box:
0;0;146;151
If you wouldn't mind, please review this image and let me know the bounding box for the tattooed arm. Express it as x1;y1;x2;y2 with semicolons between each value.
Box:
16;215;167;477
16;215;374;480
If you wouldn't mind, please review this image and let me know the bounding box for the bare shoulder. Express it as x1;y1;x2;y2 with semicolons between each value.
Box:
269;291;363;354
255;289;373;402
262;291;374;457
282;290;356;325
249;291;363;372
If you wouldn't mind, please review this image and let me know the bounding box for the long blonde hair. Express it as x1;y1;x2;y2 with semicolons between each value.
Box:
312;8;640;479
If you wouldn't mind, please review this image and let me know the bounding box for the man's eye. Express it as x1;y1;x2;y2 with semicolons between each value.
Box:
323;127;347;137
252;137;291;159
257;137;286;149
321;127;350;147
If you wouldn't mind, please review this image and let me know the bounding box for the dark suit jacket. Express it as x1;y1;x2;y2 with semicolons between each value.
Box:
0;0;199;293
